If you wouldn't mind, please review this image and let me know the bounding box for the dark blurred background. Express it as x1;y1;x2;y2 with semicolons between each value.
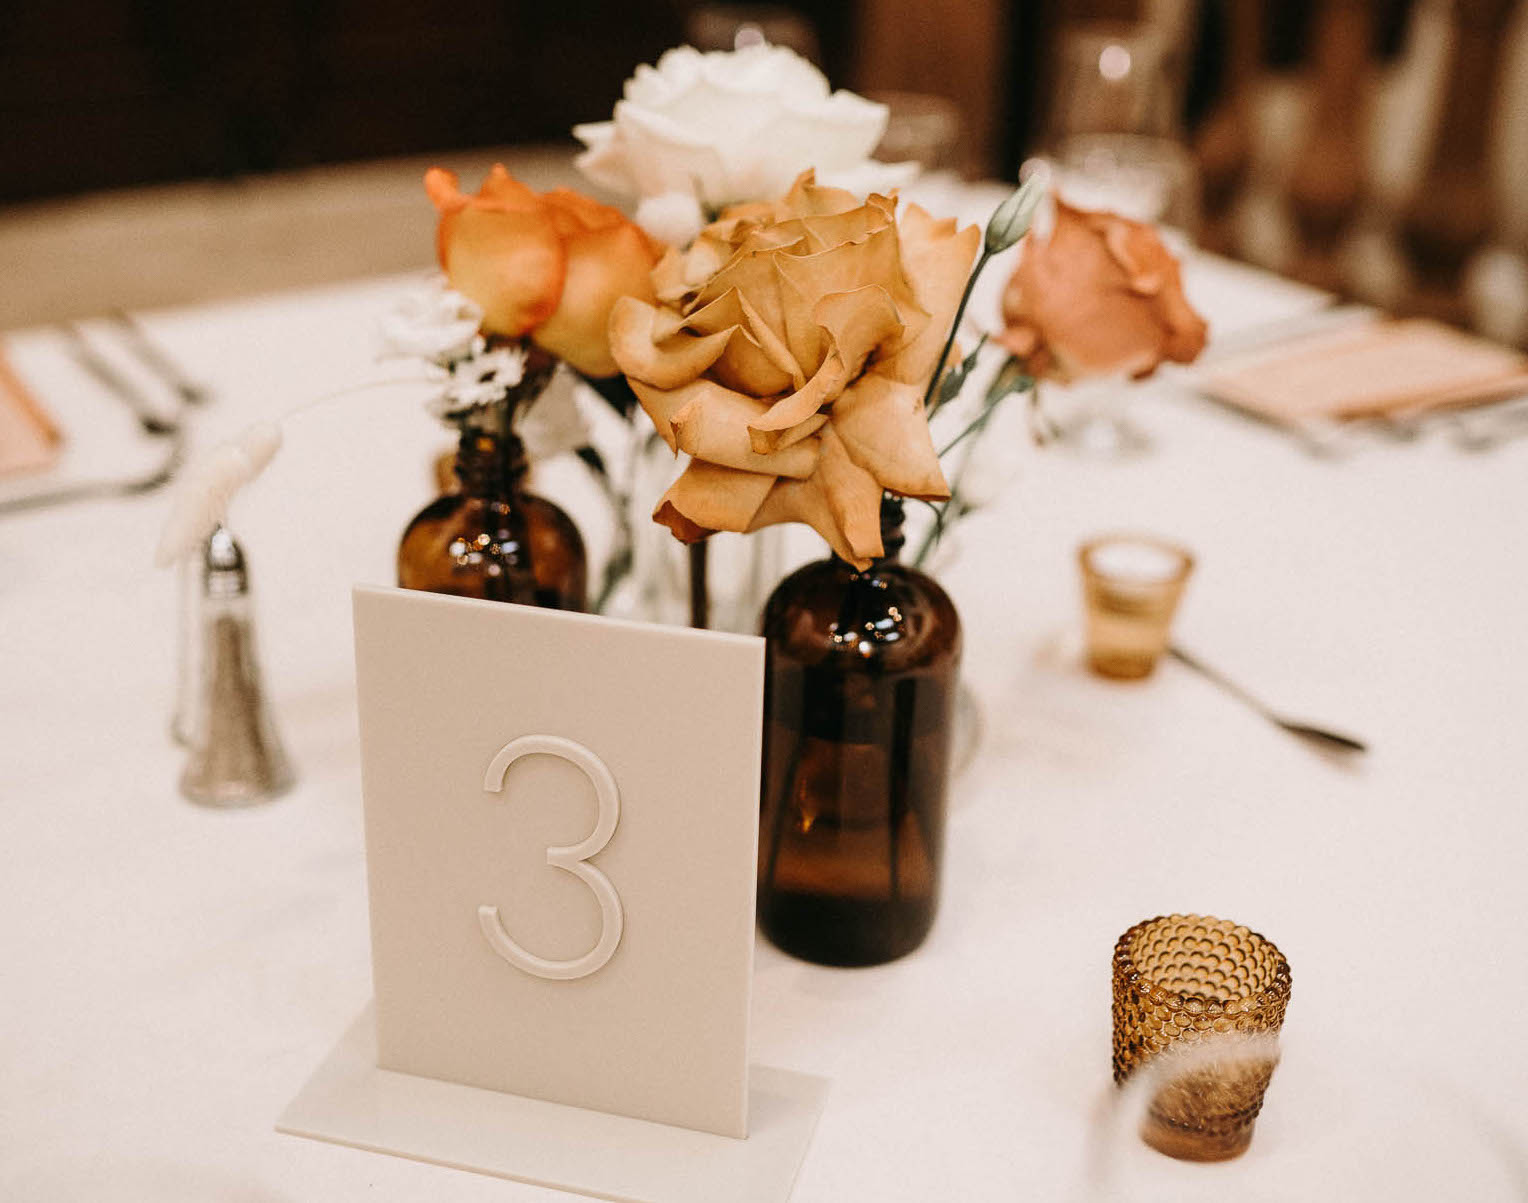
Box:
3;0;1526;342
0;0;1419;201
0;0;685;201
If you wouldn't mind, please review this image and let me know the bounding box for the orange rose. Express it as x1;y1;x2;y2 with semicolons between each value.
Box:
611;171;978;568
424;165;663;377
998;200;1207;380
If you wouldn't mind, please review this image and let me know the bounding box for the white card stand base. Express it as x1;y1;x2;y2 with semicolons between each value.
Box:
278;1005;829;1203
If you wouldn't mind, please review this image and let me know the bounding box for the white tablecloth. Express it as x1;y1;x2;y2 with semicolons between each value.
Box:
3;246;1526;1201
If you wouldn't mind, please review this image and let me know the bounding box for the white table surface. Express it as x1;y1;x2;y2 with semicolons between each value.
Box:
3;231;1527;1202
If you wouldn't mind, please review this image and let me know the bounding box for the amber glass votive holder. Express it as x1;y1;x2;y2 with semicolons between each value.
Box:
1112;914;1293;1161
1079;534;1193;679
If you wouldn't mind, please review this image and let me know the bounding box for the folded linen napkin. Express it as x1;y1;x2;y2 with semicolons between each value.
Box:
1201;318;1528;424
0;349;61;476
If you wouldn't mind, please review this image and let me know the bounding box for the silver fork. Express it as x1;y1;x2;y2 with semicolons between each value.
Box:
0;324;189;517
0;426;185;516
60;324;179;436
107;311;210;407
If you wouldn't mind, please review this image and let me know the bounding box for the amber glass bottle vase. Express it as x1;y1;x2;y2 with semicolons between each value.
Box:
757;496;961;966
398;357;586;610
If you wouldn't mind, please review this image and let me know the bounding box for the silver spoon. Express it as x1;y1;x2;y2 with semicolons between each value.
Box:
1169;645;1368;756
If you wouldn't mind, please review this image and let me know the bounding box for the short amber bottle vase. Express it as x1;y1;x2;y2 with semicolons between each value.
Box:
756;497;961;966
397;365;586;610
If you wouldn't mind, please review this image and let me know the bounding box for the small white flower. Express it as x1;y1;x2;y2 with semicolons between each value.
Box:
380;280;485;363
426;344;529;418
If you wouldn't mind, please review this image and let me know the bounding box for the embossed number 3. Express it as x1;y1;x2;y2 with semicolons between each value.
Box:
478;734;623;981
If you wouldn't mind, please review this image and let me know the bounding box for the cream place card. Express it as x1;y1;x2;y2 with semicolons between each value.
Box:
280;587;827;1202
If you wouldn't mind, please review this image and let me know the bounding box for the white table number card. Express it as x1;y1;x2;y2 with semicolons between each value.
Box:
279;587;828;1203
353;584;759;1135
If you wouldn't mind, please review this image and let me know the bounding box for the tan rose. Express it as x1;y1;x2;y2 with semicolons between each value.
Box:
425;165;663;377
610;170;979;568
998;200;1207;380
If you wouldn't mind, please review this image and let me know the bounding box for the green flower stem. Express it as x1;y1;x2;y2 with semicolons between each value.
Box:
912;355;1033;569
921;246;995;414
937;358;1032;458
910;491;956;571
921;174;1044;416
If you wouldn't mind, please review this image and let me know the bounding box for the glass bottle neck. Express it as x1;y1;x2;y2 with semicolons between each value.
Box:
453;405;527;498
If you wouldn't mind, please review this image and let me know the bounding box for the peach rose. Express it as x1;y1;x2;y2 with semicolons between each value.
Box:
424;165;663;377
998;200;1207;380
611;170;979;568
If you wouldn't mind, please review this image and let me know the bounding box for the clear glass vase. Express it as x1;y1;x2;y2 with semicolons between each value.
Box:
620;432;786;632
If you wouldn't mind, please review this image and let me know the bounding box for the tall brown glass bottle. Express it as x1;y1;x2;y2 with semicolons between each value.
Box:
397;388;586;611
757;497;961;966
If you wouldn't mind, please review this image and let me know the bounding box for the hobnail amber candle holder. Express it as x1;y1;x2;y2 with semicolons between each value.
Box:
1078;534;1193;680
1112;914;1292;1161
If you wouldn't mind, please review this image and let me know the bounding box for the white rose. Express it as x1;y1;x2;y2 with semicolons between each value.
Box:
573;43;915;221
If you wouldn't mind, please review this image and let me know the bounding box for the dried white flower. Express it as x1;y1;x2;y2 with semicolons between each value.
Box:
380;280;485;363
154;421;283;568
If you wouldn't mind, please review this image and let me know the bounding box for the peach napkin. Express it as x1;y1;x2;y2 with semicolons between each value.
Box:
1202;318;1528;424
0;350;60;477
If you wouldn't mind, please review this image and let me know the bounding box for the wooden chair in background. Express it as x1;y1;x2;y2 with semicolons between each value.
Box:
1396;0;1520;326
1185;0;1528;344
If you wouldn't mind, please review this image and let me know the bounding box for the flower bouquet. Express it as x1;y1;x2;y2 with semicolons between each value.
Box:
157;38;1208;972
593;150;1046;963
572;41;922;628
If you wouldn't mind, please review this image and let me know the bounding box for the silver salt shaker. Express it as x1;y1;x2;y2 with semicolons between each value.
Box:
178;525;294;806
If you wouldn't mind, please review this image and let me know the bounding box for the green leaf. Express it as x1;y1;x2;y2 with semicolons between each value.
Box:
933;333;989;410
937;356;1033;458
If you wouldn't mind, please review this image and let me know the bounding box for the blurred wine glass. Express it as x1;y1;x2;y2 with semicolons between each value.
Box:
1045;133;1199;236
1049;22;1182;141
1033;20;1199;457
1041;22;1200;235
